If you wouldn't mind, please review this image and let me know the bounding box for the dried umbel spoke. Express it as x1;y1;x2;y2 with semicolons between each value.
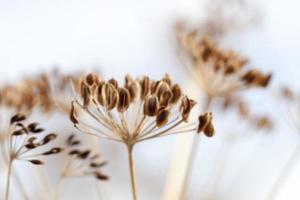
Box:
60;134;108;181
70;73;214;146
177;28;272;99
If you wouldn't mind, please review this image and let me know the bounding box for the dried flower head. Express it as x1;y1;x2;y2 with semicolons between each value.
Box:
6;113;63;165
60;134;108;180
70;74;214;147
177;29;271;99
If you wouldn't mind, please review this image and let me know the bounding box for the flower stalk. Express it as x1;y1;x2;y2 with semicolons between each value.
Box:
127;144;138;200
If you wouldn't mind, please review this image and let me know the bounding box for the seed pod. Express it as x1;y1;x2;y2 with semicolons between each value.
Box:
143;95;159;116
180;96;197;121
197;112;215;137
85;73;99;86
139;76;151;100
126;80;141;102
69;149;81;156
162;74;172;86
81;84;92;108
28;159;44;165
42;147;64;155
27;137;37;143
10;114;26;124
95;172;109;180
25;143;39;149
32;128;44;133
159;90;173;108
96;81;106;106
155;81;170;99
156;109;170;127
90;161;107;168
79;150;91;159
242;70;272;87
105;83;119;110
41;133;57;145
27;123;39;132
108;78;118;88
70;103;78;124
12;129;25;136
117;88;131;113
170;84;182;104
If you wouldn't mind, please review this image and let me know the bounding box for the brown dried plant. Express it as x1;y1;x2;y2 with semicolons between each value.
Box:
54;133;108;199
174;27;272;199
69;73;215;200
4;113;63;200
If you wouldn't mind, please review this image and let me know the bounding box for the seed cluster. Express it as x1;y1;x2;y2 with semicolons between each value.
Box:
70;74;215;146
7;114;63;165
60;134;108;180
0;74;54;114
177;28;271;98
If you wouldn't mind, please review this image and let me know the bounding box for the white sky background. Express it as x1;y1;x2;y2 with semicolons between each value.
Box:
0;0;300;199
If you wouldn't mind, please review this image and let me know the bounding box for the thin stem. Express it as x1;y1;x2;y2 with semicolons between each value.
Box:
265;141;300;200
5;159;13;200
179;96;212;199
127;144;138;200
54;177;65;200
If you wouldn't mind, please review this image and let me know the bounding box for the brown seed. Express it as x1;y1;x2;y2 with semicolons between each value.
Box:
144;95;159;116
25;143;39;149
162;74;172;86
96;81;106;106
12;129;25;136
117;88;131;113
155;81;170;99
70;103;79;124
159;90;173;108
197;112;215;137
42;147;64;155
41;133;57;145
79;150;91;159
81;84;92;108
28;159;44;165
105;83;119;110
126;80;141;101
156;109;170;127
27;123;39;132
108;78;118;88
180;96;197;121
10;114;26;124
170;84;182;104
139;76;151;99
90;161;107;168
85;73;99;86
95;172;109;180
69;149;81;156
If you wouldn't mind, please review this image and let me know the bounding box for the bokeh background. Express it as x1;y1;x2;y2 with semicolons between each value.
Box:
0;0;299;199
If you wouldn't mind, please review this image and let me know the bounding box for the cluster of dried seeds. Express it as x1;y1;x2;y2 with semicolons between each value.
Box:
70;73;215;147
7;113;63;165
176;28;271;99
60;134;108;180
